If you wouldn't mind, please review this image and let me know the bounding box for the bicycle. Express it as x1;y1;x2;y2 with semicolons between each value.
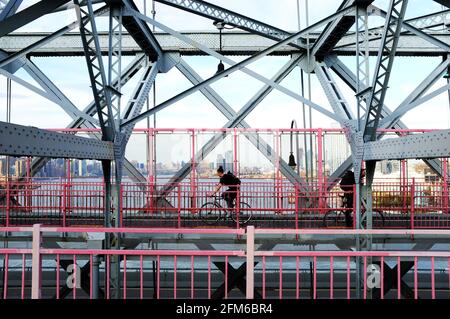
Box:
199;195;252;225
322;194;385;228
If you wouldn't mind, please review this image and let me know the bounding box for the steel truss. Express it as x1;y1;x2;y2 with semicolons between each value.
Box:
1;0;450;300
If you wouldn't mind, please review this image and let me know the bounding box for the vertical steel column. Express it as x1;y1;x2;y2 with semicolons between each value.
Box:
355;5;370;129
401;158;408;212
246;226;255;299
354;5;370;298
108;5;123;132
444;159;449;215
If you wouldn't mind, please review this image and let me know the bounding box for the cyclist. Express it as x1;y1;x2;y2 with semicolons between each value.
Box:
209;166;241;209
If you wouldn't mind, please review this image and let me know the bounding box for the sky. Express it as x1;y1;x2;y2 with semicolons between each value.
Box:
1;0;450;164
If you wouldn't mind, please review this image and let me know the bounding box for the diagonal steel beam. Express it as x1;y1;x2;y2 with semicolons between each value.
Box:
312;0;374;59
362;0;408;143
0;121;114;160
159;55;308;195
325;54;446;187
371;5;450;52
0;5;109;69
315;63;354;122
364;129;450;160
121;7;355;128
0;0;71;38
75;0;116;142
433;0;450;8
26;55;148;182
22;59;99;125
380;58;450;129
336;9;450;50
118;62;160;158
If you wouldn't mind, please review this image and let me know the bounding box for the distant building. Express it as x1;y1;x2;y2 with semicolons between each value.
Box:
225;150;233;171
216;154;225;170
79;160;87;177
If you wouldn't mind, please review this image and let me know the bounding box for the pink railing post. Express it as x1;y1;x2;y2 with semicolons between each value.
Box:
246;226;255;299
26;157;31;211
6;178;10;227
236;187;240;228
295;185;299;233
353;184;356;229
31;224;42;299
401;158;407;213
62;183;67;227
177;184;181;228
443;159;448;217
119;184;123;227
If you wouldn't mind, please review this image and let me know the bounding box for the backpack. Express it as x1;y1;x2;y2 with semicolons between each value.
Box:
339;170;355;191
227;171;241;185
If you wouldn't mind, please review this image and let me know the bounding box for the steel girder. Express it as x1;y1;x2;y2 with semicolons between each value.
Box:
75;0;116;141
0;5;110;70
364;129;450;160
325;54;447;186
120;7;356;128
371;5;450;53
153;0;304;49
116;61;160;168
119;0;163;60
315;63;354;122
312;0;374;60
362;0;409;143
337;9;450;49
0;121;114;159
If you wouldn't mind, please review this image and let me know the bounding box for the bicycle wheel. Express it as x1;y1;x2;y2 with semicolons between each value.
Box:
322;210;346;228
231;202;252;225
199;202;222;225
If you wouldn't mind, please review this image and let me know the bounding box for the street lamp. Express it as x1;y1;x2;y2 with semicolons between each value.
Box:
214;20;226;75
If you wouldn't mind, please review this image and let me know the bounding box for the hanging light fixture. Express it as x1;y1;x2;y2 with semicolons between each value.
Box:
289;120;299;171
213;20;226;75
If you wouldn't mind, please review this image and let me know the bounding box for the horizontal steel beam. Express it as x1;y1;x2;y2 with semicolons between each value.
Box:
364;129;450;160
3;31;450;56
154;0;304;49
0;121;114;159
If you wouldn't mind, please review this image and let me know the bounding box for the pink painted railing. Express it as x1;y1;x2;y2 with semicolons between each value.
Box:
0;226;450;299
0;180;449;229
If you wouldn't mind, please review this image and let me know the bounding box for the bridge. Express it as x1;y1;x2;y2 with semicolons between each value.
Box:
1;0;450;301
